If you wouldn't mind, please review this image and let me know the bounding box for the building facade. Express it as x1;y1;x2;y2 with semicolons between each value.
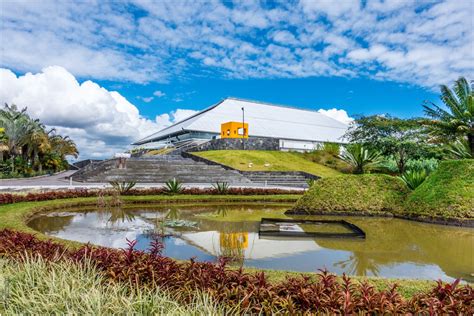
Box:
133;97;349;151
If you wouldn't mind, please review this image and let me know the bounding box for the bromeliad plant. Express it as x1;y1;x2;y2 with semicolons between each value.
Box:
0;229;472;314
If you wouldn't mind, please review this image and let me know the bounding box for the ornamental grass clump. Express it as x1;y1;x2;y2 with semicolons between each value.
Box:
0;229;472;314
0;256;227;315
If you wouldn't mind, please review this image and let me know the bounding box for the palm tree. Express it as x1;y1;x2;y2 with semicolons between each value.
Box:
26;121;51;172
423;77;474;156
339;143;383;174
0;127;8;161
0;104;35;171
49;134;79;159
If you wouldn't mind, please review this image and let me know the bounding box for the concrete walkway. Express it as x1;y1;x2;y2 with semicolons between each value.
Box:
0;171;305;192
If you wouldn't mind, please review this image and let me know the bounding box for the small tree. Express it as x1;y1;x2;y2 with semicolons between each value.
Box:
345;115;438;174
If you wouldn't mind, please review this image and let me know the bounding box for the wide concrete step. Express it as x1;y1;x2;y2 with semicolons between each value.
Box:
75;156;252;184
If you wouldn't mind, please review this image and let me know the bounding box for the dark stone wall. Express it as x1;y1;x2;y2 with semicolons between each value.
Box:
190;137;279;152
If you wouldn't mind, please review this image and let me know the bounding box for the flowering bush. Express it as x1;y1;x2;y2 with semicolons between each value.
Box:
0;229;472;314
0;187;302;205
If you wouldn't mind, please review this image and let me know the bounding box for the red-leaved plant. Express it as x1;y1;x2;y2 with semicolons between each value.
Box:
0;229;472;314
0;188;302;205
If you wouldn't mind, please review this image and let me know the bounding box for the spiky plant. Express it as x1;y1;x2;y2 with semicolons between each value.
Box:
448;139;473;159
212;182;230;194
163;178;183;194
339;144;383;174
400;169;428;190
423;77;474;156
109;181;136;194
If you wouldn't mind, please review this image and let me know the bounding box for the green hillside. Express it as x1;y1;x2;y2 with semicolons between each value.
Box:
291;174;409;215
191;150;341;177
405;160;474;219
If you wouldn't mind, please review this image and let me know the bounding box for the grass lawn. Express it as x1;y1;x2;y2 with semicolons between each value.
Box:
191;150;341;177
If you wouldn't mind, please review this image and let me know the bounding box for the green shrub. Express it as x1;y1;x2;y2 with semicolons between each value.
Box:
300;151;351;173
405;160;474;219
321;142;341;156
378;158;439;175
405;158;438;173
291;174;409;215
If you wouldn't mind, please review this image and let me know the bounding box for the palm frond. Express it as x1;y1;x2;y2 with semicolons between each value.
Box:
453;77;470;105
440;84;463;116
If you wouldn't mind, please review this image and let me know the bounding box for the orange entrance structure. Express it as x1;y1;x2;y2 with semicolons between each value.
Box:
220;121;248;139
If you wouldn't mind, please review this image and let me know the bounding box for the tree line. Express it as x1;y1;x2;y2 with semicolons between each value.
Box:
0;104;79;178
337;77;473;188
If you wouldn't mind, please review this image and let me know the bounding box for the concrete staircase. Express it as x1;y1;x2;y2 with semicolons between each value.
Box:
240;171;314;188
72;156;252;184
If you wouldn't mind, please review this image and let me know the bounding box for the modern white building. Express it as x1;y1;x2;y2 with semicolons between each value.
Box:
133;97;348;151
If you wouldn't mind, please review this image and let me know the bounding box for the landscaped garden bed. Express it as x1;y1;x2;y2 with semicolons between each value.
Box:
1;229;472;314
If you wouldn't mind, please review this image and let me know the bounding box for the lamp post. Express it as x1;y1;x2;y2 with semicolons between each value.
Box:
241;107;245;150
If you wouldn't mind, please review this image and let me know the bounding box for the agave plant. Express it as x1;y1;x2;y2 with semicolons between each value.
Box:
212;181;230;194
163;178;183;194
109;181;137;194
400;169;428;190
448;139;473;159
339;144;383;174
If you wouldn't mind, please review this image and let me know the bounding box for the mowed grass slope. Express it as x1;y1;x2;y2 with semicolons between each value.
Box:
191;150;340;177
291;159;474;221
291;174;409;215
405;159;474;219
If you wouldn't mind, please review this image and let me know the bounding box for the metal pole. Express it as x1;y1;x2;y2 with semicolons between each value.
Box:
241;107;245;150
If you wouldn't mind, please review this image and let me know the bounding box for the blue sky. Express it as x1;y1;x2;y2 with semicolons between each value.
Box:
0;0;472;158
111;75;437;121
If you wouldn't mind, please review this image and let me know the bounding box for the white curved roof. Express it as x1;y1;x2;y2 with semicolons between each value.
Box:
134;97;348;145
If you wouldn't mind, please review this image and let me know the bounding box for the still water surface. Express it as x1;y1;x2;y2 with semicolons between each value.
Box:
28;203;474;282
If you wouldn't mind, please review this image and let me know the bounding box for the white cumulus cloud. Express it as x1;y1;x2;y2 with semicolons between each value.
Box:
0;1;471;89
318;108;353;125
0;66;197;159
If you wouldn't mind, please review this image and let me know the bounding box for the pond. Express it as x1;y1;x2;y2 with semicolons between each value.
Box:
28;203;474;282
